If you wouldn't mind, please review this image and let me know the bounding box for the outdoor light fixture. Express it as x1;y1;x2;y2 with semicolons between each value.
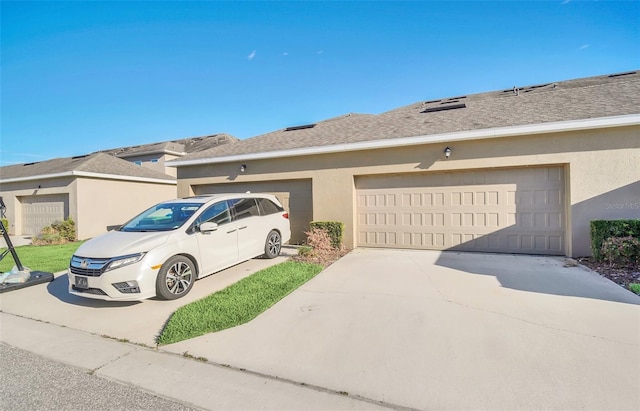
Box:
240;164;247;173
444;147;452;159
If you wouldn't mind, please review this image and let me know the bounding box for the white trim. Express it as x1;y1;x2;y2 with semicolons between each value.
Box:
0;171;177;185
168;114;640;167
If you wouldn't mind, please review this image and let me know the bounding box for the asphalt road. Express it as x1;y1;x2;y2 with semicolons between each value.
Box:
0;343;200;411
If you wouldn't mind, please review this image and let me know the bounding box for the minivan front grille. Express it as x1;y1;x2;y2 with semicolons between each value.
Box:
70;256;110;277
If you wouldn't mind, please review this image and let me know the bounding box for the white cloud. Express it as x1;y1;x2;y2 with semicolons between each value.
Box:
283;52;288;56
247;50;256;60
561;0;571;4
579;44;590;50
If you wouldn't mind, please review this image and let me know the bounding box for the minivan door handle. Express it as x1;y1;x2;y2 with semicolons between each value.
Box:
226;229;237;234
238;226;248;230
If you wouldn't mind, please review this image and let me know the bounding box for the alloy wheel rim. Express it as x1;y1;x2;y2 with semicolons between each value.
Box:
166;261;193;295
268;233;281;255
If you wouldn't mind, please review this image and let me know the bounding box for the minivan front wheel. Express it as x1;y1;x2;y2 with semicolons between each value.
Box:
156;255;195;300
264;230;281;259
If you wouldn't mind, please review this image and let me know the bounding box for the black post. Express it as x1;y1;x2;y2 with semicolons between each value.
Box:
0;197;25;272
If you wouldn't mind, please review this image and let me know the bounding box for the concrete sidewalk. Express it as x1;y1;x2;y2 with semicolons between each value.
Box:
0;313;388;410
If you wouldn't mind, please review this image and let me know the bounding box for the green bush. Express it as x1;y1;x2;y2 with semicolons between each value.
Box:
600;236;640;266
52;218;76;242
590;220;640;261
309;221;344;248
629;284;640;295
1;218;8;233
33;218;77;245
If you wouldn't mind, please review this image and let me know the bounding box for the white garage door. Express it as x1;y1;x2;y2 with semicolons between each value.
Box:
194;179;313;244
356;167;565;255
21;194;69;236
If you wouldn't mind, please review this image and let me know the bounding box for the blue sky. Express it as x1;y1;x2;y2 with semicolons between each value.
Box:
1;1;638;166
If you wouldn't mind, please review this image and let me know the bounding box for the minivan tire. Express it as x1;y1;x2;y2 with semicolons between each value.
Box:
264;230;281;259
156;255;195;300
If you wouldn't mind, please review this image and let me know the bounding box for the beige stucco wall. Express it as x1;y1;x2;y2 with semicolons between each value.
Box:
0;176;78;236
1;176;176;240
75;178;176;239
176;125;640;257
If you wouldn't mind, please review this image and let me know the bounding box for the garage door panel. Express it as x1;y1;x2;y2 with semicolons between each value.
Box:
21;194;69;236
356;167;565;255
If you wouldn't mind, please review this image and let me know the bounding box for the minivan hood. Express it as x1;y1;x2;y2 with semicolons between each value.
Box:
75;230;173;258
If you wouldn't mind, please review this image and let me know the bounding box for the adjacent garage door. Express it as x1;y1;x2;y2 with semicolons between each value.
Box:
21;194;69;236
194;179;313;244
356;167;565;255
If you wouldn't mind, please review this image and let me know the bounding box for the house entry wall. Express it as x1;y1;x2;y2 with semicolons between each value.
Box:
356;166;565;255
193;179;312;244
20;194;69;236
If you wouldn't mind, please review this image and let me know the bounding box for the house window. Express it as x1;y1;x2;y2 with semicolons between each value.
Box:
133;160;142;166
151;159;159;163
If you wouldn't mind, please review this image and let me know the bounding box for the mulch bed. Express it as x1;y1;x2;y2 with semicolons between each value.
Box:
576;257;640;291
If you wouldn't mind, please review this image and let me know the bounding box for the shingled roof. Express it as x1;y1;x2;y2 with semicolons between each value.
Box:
0;153;176;183
99;133;238;158
171;70;640;165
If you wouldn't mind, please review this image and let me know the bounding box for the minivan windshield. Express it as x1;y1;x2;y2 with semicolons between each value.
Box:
120;202;203;232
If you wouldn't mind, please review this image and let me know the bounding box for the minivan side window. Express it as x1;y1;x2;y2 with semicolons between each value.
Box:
256;198;284;215
229;198;260;221
197;201;231;226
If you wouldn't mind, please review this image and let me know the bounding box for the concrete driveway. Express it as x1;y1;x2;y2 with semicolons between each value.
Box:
0;248;297;346
162;248;640;411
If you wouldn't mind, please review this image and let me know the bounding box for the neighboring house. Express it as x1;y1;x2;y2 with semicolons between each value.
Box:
99;133;238;177
0;153;176;239
169;71;640;257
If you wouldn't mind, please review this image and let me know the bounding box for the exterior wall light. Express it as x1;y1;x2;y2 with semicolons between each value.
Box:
444;147;452;159
240;164;247;173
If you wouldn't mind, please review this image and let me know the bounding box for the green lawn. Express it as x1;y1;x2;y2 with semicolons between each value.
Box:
0;242;83;273
157;260;323;345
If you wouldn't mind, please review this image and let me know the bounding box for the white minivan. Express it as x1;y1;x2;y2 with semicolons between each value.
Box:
68;193;291;301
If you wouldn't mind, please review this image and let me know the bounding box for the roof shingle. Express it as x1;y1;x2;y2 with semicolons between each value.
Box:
175;71;640;163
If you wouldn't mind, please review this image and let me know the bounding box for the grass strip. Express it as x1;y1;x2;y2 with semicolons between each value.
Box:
0;242;84;274
157;260;323;345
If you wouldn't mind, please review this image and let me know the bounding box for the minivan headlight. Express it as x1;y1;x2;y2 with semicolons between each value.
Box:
106;253;146;271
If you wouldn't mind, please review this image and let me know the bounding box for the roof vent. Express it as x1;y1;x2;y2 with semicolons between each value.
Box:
608;71;636;78
71;155;89;160
24;162;39;166
285;124;316;131
421;103;466;113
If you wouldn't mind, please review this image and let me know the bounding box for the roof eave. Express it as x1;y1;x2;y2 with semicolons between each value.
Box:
167;114;640;167
0;171;177;185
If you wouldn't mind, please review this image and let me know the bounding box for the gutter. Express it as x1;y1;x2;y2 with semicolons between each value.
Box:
0;171;177;185
167;114;640;167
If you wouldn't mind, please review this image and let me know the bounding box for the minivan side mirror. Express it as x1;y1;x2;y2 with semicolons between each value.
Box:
199;222;219;233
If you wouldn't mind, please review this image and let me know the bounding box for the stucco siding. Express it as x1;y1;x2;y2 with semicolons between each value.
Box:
0;176;77;236
176;125;639;257
75;178;176;239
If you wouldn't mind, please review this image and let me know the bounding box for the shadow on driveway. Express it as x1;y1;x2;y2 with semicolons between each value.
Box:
435;251;640;305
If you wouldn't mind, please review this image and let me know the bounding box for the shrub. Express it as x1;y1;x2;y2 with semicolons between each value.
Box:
309;221;344;248
590;220;640;261
33;218;77;245
296;227;348;267
600;236;640;267
1;218;8;233
629;283;640;295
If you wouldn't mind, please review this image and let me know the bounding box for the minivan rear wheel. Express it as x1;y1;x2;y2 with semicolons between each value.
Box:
264;230;281;259
156;255;195;300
